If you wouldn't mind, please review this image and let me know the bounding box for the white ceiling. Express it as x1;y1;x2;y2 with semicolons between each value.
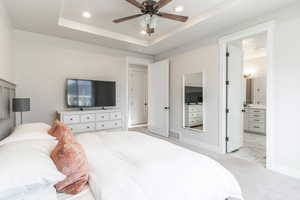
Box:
3;0;298;55
242;33;267;60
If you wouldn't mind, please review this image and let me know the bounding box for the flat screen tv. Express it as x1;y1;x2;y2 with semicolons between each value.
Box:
185;86;203;104
66;79;116;108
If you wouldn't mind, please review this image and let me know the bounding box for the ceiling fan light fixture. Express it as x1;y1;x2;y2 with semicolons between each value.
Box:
82;11;91;19
141;14;158;29
140;30;147;35
174;5;184;13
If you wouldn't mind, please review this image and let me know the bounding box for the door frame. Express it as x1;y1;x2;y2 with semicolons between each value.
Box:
126;57;153;130
218;21;275;170
128;66;148;128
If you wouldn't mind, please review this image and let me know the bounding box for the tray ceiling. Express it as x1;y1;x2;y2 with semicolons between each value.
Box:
59;0;237;46
3;0;299;55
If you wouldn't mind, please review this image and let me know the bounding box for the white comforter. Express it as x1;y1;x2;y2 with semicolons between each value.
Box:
77;131;243;200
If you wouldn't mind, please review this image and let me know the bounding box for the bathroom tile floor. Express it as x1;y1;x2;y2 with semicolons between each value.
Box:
230;132;266;167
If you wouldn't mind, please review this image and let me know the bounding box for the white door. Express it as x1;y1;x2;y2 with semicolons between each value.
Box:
226;45;244;153
148;59;170;137
129;68;148;126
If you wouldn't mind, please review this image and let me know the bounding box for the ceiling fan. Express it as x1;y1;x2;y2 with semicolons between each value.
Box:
113;0;189;36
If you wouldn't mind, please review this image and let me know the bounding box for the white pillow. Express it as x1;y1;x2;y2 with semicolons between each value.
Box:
0;122;55;145
0;140;65;198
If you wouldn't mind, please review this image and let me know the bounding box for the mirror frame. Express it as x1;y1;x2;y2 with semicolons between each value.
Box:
182;72;206;133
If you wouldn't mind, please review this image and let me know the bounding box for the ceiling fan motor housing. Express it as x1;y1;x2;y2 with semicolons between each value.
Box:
141;0;159;15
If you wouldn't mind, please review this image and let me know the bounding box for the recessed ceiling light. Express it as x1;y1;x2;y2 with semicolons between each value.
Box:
82;11;91;19
174;5;184;13
140;30;147;35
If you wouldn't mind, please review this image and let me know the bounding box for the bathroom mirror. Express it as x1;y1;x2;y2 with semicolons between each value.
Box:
183;72;204;132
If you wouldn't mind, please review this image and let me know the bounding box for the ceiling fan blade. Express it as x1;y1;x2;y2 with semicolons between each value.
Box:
157;12;189;22
113;14;144;23
155;0;172;9
126;0;144;9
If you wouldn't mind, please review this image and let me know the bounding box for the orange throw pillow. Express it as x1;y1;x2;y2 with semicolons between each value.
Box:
50;124;89;195
49;120;73;140
48;120;60;136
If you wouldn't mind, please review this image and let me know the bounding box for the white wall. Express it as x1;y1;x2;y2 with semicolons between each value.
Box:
156;2;300;178
14;30;152;125
0;1;14;83
169;44;220;151
272;7;300;178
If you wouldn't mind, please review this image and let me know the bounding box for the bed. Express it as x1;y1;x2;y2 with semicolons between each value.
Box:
0;119;243;200
75;131;243;200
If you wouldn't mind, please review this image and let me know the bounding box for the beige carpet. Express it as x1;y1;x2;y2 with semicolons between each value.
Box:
129;127;300;200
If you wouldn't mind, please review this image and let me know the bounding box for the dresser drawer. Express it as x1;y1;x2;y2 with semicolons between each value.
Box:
248;117;265;123
188;118;203;126
248;113;265;119
81;114;95;123
110;120;122;128
188;105;202;112
110;112;122;120
248;123;265;133
189;112;202;118
63;115;80;124
96;113;110;121
96;121;110;130
248;109;265;114
69;123;95;133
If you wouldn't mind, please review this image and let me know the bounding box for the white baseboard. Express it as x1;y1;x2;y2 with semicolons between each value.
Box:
128;123;148;128
271;164;300;179
170;129;221;154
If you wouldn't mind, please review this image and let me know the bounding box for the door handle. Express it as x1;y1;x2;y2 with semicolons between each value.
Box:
164;107;170;110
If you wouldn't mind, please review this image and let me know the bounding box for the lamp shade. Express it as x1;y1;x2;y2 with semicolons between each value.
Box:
12;98;30;112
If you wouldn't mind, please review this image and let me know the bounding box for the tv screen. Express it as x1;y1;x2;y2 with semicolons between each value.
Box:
185;86;203;104
66;79;116;108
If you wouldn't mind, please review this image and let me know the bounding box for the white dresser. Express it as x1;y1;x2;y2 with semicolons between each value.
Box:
185;104;203;127
57;109;123;133
244;107;266;135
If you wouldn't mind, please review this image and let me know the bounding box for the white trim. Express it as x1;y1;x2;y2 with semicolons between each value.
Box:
272;165;300;179
125;57;153;130
128;123;148;128
218;21;276;170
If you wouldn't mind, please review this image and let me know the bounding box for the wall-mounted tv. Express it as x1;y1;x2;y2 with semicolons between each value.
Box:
185;86;203;104
66;79;116;108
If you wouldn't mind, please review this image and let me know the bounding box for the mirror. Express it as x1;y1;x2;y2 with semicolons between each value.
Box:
183;72;204;132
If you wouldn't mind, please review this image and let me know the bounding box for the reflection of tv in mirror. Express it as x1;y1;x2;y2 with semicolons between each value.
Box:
185;86;203;104
66;79;116;108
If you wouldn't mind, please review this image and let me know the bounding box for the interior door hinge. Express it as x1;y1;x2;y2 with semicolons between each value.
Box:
226;137;229;142
226;52;230;57
226;108;230;114
226;80;230;85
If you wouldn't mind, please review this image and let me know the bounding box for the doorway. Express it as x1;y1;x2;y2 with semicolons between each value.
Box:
219;21;275;169
227;33;268;167
128;64;148;128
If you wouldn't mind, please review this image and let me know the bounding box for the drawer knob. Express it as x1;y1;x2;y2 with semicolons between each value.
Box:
87;117;90;119
87;126;90;128
70;118;73;120
115;123;118;125
254;126;260;128
102;125;104;127
102;116;104;118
